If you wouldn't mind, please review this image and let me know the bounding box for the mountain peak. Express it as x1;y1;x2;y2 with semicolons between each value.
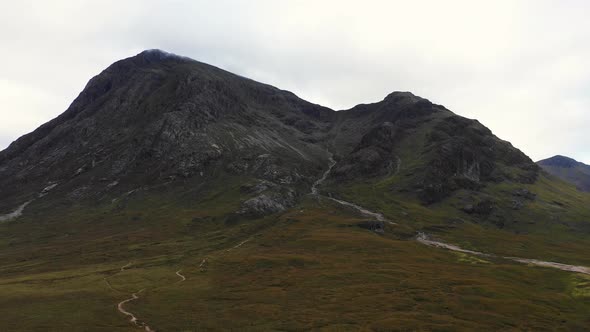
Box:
383;91;420;103
101;49;194;73
538;155;579;168
137;49;193;63
537;155;590;192
385;91;417;98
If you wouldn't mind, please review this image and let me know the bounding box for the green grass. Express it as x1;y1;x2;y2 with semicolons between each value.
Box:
1;170;590;330
569;274;590;298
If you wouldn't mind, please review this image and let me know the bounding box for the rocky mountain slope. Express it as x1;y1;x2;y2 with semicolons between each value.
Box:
0;50;335;218
538;155;590;192
1;50;589;330
0;49;539;221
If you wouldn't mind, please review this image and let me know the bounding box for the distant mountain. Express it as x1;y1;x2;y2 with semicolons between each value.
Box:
538;155;590;192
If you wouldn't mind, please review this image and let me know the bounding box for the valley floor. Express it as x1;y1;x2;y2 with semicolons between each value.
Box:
1;195;590;331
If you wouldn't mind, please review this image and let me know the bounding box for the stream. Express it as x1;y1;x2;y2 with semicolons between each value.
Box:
311;154;387;222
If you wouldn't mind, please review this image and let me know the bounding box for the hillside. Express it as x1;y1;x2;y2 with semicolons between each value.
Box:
538;155;590;192
1;50;590;331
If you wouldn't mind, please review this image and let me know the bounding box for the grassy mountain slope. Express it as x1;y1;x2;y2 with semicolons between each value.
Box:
1;190;589;330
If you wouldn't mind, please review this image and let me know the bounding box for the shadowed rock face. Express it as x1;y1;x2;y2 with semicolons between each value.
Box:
331;122;401;180
538;156;590;192
417;116;538;204
327;91;538;204
0;50;539;215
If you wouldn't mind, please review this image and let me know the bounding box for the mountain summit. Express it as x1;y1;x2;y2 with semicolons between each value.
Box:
538;155;590;192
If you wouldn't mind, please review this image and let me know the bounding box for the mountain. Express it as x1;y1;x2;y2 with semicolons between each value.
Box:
0;49;539;218
0;49;334;217
1;50;590;331
538;155;590;192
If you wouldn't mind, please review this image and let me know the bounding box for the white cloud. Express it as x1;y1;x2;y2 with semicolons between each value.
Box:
0;0;588;164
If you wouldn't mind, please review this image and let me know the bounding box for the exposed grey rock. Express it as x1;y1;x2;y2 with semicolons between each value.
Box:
357;220;385;233
240;180;277;195
511;199;524;210
39;183;58;197
107;181;119;188
462;200;494;215
462;204;475;214
513;188;536;200
238;188;296;217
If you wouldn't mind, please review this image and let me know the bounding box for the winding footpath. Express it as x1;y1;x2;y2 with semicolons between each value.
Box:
104;278;117;292
120;262;132;272
198;258;208;272
311;154;337;195
114;264;186;331
313;151;590;276
112;237;253;330
117;289;155;332
311;154;388;222
326;196;387;222
417;233;590;275
225;238;251;252
111;262;155;331
506;257;590;275
416;233;490;256
175;270;186;282
103;263;131;293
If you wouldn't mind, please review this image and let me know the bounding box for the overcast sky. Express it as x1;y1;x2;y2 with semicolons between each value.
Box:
0;0;588;163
